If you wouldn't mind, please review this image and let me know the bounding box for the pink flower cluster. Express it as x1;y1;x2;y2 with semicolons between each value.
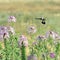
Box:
7;26;15;35
0;26;9;40
0;26;15;41
18;35;28;47
8;16;16;22
27;26;37;34
45;30;60;40
36;35;46;41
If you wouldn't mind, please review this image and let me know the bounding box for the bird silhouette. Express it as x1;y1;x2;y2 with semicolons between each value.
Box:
35;17;46;24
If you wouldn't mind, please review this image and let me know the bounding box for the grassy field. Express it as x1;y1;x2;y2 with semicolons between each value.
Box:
0;1;60;60
0;2;60;34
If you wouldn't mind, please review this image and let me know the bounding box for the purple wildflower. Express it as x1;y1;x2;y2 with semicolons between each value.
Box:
0;26;9;41
50;52;55;58
3;32;9;39
27;54;37;60
45;30;60;40
8;16;16;22
36;35;46;40
18;35;28;47
7;26;15;35
0;26;7;31
27;26;37;34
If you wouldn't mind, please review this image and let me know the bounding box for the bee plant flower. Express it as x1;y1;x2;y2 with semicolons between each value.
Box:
50;52;55;58
36;35;46;41
0;26;7;31
8;16;16;22
27;54;37;60
7;26;15;35
3;32;10;39
0;26;9;40
18;35;28;47
45;30;60;40
18;35;28;60
27;26;37;34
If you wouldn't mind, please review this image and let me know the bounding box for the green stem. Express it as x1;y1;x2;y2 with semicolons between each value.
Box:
21;42;27;60
10;35;14;60
55;43;60;60
4;38;8;60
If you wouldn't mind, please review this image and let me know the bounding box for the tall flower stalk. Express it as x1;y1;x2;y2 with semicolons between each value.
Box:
7;16;16;29
7;15;16;60
35;35;46;60
4;37;8;60
18;35;28;60
21;42;27;60
10;35;14;60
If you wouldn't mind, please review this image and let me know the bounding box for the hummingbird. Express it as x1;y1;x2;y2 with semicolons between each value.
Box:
35;17;46;24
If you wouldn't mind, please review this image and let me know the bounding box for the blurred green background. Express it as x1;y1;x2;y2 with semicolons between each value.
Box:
0;0;60;35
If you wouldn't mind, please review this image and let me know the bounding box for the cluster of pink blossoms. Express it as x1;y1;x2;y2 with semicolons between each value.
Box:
18;35;28;47
0;26;15;41
8;16;16;22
